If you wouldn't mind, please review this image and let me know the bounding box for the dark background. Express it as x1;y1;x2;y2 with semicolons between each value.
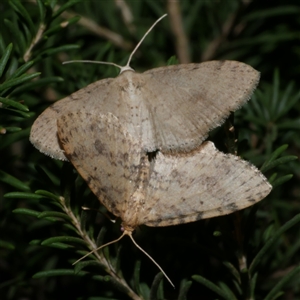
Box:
0;0;299;299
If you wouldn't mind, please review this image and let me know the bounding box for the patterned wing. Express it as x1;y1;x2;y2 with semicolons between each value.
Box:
57;111;143;218
139;141;271;227
141;61;259;152
30;61;259;160
30;78;114;160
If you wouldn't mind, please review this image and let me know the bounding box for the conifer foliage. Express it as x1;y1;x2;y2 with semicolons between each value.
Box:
0;1;299;299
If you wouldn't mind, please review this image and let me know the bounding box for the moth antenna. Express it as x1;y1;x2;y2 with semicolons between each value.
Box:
62;14;167;74
123;14;167;73
62;60;123;71
127;231;175;288
72;232;126;265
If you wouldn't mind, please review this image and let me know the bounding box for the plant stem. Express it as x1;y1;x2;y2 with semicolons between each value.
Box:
59;196;142;300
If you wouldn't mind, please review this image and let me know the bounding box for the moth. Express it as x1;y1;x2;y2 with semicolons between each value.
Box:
31;15;270;286
57;111;272;286
30;14;260;160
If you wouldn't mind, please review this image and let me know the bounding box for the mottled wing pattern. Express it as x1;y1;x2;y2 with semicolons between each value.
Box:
142;61;260;152
30;78;114;161
30;61;259;160
56;112;143;217
139;141;272;227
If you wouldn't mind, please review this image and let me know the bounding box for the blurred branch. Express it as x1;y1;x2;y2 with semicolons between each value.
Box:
114;0;136;34
27;0;133;50
167;0;190;63
24;22;46;62
201;11;237;61
60;10;133;50
271;265;296;279
200;2;250;61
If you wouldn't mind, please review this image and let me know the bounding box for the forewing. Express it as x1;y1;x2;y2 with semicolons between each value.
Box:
57;111;142;218
30;72;154;160
30;78;114;160
140;141;272;227
31;60;259;160
142;61;260;152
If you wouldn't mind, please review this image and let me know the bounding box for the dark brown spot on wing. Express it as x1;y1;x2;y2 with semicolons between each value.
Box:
94;139;105;155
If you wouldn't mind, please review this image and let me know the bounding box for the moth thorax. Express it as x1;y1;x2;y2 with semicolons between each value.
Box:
121;71;146;93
